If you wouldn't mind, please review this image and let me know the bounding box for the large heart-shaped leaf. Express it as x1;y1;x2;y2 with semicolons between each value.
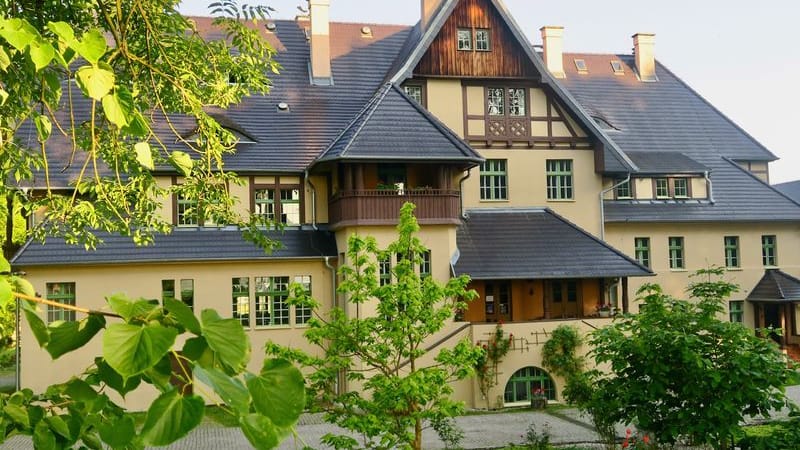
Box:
95;358;141;397
29;40;54;70
0;18;38;50
169;151;193;176
107;294;158;321
33;114;51;142
46;314;105;359
103;323;177;379
21;300;49;347
239;413;280;450
134;142;154;170
47;21;75;44
141;390;204;446
33;421;56;450
201;309;250;373
194;366;250;413
0;46;10;71
102;92;130;128
75;65;114;100
73;29;106;64
98;414;135;448
0;278;12;308
246;359;305;428
0;254;10;273
164;297;200;335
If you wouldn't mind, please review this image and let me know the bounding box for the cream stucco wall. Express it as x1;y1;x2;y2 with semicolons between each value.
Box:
461;149;602;235
20;259;334;410
606;222;800;325
426;79;465;137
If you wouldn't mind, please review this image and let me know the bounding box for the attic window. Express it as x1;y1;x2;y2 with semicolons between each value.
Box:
457;29;472;51
610;60;624;75
475;29;491;51
574;59;588;74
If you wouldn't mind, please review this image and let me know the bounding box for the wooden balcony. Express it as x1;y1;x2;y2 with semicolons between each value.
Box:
328;189;462;229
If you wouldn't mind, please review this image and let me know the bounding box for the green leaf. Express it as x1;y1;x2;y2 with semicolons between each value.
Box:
0;18;38;50
142;354;174;391
29;40;54;71
11;276;36;298
201;309;250;373
0;87;7;106
45;415;71;439
4;404;29;427
0;279;12;308
164;297;200;334
33;421;56;450
107;294;157;321
123;111;150;137
64;379;98;402
194;366;250;413
102;92;130;128
0;255;10;273
33;114;52;142
169;151;193;176
95;358;141;397
141;391;204;446
103;323;178;379
46;314;105;359
246;359;305;428
75;65;114;100
21;300;49;347
239;413;280;450
98;414;135;448
134;142;154;170
47;21;75;44
0;46;10;71
73;29;106;64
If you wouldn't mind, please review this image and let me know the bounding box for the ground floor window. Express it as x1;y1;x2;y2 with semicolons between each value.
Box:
729;300;744;323
232;277;250;326
255;276;290;326
503;366;556;403
46;282;76;323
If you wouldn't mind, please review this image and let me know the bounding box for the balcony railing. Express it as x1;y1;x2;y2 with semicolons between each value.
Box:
328;189;462;228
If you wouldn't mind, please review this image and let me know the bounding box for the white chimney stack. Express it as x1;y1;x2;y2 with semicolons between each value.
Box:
633;33;657;82
421;0;442;31
309;0;332;85
540;26;565;79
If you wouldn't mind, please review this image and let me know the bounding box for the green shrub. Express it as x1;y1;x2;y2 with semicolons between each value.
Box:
737;419;800;450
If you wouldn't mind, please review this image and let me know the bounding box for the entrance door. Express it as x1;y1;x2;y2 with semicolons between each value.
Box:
485;281;511;323
547;280;580;319
763;304;783;345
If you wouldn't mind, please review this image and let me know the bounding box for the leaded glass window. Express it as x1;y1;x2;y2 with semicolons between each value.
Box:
457;28;472;50
479;159;508;200
255;276;290;327
294;275;312;325
546;160;573;200
475;29;491;51
508;88;525;116
46;282;76;323
232;277;250;327
487;88;505;116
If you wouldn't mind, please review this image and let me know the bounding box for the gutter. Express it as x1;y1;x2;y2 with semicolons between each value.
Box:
599;174;631;240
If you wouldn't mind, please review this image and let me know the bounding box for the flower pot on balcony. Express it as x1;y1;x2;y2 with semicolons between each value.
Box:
530;397;547;410
598;310;611;318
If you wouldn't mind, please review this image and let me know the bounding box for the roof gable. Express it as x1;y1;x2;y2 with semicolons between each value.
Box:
414;0;538;78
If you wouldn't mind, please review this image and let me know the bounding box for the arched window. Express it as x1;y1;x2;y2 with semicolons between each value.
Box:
503;366;556;404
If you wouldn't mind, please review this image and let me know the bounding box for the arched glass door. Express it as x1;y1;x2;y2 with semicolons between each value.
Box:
503;366;556;404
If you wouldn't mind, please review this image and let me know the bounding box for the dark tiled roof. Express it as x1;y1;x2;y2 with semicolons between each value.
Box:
316;83;482;164
11;228;337;266
626;152;708;174
747;269;800;303
774;180;800;203
454;208;652;280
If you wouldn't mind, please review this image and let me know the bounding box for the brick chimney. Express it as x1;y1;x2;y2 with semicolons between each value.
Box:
309;0;332;85
421;0;442;31
540;26;565;79
633;33;657;82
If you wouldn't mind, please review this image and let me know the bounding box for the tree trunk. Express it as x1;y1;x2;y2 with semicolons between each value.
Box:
414;417;422;450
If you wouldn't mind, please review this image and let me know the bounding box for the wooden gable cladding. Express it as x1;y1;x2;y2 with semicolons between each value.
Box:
414;0;539;78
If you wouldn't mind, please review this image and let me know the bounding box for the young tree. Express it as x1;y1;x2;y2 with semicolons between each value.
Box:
270;203;482;450
577;268;794;449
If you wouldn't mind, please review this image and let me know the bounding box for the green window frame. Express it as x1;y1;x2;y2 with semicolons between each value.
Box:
232;277;250;327
180;279;194;310
634;237;650;268
294;275;312;325
546;159;573;200
255;276;290;327
724;236;740;268
280;188;301;225
479;159;508;200
254;186;301;226
729;300;744;323
176;192;198;226
668;236;685;270
161;280;176;303
503;366;556;404
615;179;632;199
420;250;432;279
654;178;669;198
762;235;777;267
673;178;689;198
379;255;392;287
46;282;76;323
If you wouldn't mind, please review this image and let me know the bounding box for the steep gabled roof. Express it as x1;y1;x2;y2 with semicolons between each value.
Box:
388;0;637;173
11;229;337;266
315;83;483;165
774;180;800;203
747;269;800;303
453;208;653;280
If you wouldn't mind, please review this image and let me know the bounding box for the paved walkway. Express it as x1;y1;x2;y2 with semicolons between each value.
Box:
2;386;800;449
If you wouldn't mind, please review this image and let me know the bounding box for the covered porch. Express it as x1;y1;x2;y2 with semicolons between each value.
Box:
748;269;800;348
454;208;652;324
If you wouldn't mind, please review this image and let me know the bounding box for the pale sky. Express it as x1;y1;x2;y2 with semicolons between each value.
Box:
179;0;800;184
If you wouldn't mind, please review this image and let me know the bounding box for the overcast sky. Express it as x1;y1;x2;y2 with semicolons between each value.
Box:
179;0;800;184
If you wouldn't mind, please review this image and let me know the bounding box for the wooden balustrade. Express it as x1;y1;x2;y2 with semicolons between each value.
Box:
328;189;462;228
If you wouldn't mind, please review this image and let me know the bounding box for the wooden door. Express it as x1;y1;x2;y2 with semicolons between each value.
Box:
485;281;511;323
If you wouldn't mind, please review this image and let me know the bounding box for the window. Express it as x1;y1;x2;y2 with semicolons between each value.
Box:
487;88;505;116
403;84;423;104
475;28;491;51
487;87;526;117
574;59;587;73
232;277;250;327
507;88;526;116
729;300;744;323
46;282;76;323
180;279;194;310
634;237;650;268
254;186;301;226
673;178;689;198
176;192;198;226
546;160;573;200
479;159;508;200
668;237;685;270
610;60;624;75
615;179;632;199
294;275;312;325
457;28;472;50
420;250;432;279
503;366;556;403
379;255;392;287
654;178;669;199
724;236;740;268
255;276;290;327
162;280;176;303
762;235;777;266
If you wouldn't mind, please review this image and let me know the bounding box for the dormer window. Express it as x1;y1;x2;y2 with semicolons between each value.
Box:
615;179;633;199
475;29;491;51
457;29;472;50
610;60;624;75
653;177;692;199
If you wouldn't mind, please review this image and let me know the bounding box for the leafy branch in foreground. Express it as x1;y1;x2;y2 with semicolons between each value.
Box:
0;253;305;449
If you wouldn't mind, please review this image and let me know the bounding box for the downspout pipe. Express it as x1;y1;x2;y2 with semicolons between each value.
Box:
599;173;631;241
458;169;472;219
704;171;715;204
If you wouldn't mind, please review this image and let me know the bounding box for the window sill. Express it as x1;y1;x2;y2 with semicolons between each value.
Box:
669;269;688;272
254;325;293;331
479;199;509;203
725;267;743;272
547;199;576;203
764;265;780;269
